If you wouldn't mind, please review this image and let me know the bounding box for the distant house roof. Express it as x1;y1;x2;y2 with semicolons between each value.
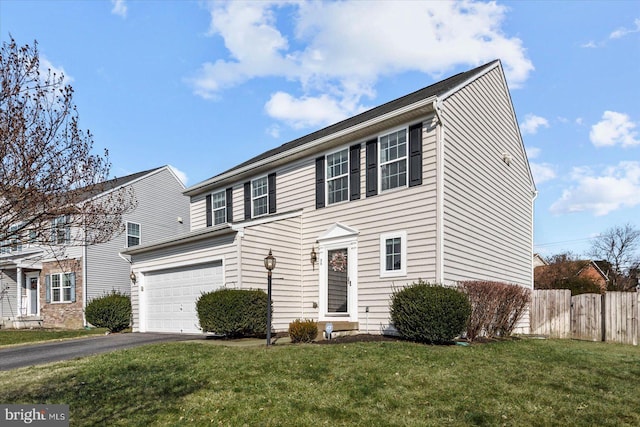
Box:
185;60;500;196
75;166;165;201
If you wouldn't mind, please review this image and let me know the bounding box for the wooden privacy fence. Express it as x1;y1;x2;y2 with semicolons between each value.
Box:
530;290;639;345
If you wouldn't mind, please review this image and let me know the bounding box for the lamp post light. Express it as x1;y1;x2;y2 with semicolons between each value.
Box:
264;249;276;346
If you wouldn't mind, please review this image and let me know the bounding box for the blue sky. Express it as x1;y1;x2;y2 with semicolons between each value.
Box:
2;0;639;259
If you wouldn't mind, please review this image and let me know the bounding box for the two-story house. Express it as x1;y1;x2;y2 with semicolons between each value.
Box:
0;166;190;329
123;60;536;335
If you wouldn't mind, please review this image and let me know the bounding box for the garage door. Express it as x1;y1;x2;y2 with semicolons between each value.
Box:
143;261;223;334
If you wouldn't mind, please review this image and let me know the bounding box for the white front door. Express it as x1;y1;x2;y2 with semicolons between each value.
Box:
23;274;39;316
318;233;358;322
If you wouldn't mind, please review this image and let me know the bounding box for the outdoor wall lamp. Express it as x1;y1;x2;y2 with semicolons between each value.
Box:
129;271;137;284
264;249;276;346
310;247;317;270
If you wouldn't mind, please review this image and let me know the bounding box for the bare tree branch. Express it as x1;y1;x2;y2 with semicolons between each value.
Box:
1;36;136;255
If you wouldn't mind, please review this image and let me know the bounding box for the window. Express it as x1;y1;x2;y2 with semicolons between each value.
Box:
126;222;140;247
326;148;349;205
380;231;407;277
1;224;22;254
379;128;407;191
252;176;268;217
50;273;74;303
51;216;70;244
211;190;226;225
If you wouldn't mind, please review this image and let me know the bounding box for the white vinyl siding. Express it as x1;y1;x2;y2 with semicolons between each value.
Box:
441;67;533;288
85;167;190;302
326;148;349;205
379;128;407;192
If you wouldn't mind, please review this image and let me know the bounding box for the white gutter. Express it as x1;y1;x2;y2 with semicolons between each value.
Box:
434;100;446;284
531;190;539;290
185;97;437;196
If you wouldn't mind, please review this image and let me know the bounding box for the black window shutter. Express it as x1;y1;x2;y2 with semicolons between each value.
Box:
205;194;212;227
409;122;423;187
268;173;276;214
315;156;325;209
225;187;233;223
349;144;361;200
244;181;251;220
365;138;378;197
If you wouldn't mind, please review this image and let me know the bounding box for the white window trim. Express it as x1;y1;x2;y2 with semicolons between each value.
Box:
380;230;407;277
126;221;141;248
211;190;227;225
251;175;269;218
325;147;350;206
52;216;70;245
378;127;408;193
50;272;73;304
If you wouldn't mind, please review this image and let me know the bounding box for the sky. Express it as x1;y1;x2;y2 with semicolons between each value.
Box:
1;0;639;259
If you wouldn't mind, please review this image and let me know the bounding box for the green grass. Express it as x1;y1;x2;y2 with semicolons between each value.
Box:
0;328;108;346
0;338;639;426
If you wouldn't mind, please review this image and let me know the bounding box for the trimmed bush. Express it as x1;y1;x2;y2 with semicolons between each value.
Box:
390;281;471;344
196;288;269;338
459;281;531;341
288;319;318;343
85;291;131;333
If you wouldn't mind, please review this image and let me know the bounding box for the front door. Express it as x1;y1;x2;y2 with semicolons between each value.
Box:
327;248;349;314
24;274;39;316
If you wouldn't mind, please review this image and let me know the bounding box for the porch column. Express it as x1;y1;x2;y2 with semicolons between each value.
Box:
16;267;23;316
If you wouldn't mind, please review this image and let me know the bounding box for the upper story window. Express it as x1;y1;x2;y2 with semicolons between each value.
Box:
1;224;22;254
126;222;140;247
252;176;268;217
379;128;407;192
51;216;70;245
211;190;226;225
326;148;349;205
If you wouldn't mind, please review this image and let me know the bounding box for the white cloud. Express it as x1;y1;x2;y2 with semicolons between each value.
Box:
111;0;127;18
191;1;533;127
550;161;640;216
609;18;640;39
590;111;639;147
40;56;74;85
525;146;540;159
581;41;599;48
520;114;549;135
265;92;356;129
169;165;188;186
530;162;556;184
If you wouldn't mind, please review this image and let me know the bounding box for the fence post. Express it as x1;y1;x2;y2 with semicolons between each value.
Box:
601;293;606;342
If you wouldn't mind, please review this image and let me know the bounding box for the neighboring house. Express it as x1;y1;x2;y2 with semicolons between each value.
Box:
123;60;536;335
0;166;190;329
534;259;609;293
533;253;548;268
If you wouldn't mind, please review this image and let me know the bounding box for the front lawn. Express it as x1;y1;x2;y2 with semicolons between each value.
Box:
0;328;107;347
0;338;638;426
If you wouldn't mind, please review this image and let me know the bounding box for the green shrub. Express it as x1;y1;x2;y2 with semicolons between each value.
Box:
85;291;131;333
196;288;269;338
288;319;318;343
459;281;531;341
390;281;471;344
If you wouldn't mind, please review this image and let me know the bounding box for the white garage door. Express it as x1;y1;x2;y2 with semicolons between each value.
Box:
143;261;223;334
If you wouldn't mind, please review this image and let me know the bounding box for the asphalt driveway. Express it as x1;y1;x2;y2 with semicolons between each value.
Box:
0;333;203;371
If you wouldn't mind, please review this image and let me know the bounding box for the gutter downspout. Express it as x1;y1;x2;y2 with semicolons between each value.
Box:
83;221;89;327
433;100;445;284
531;190;539;290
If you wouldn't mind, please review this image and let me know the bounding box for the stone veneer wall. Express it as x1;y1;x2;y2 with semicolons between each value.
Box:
40;258;84;329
